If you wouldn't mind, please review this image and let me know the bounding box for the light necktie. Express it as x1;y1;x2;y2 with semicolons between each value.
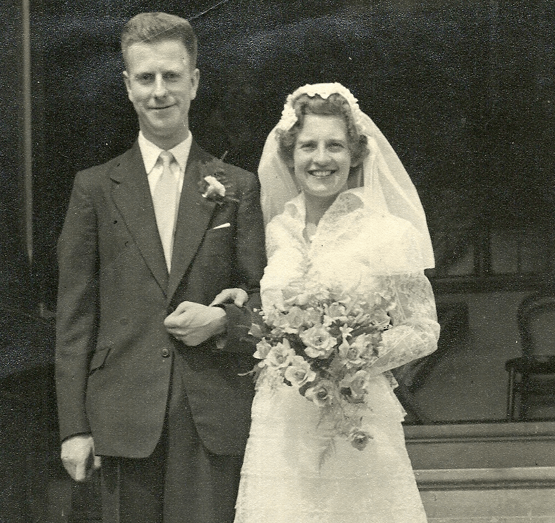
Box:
153;151;178;270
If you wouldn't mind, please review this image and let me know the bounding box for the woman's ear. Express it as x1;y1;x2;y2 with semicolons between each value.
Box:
284;155;295;171
347;164;364;188
351;136;371;169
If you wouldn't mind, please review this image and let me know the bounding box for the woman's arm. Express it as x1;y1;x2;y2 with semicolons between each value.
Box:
367;272;440;376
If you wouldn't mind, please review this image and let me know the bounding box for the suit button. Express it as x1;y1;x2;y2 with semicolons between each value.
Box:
161;348;171;358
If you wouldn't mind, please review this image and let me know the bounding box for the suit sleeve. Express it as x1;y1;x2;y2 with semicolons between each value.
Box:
55;172;99;442
219;171;266;355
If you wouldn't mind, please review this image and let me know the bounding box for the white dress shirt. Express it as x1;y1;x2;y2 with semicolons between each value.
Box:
138;131;193;197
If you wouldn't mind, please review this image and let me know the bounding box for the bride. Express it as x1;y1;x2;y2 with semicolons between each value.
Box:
217;83;439;523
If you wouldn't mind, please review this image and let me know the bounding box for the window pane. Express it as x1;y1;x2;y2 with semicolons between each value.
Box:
446;244;475;276
520;229;549;274
490;229;518;274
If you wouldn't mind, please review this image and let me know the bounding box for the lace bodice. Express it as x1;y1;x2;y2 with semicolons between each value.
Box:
260;188;440;378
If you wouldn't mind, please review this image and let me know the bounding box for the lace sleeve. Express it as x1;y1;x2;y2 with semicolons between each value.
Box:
367;272;440;377
260;215;306;310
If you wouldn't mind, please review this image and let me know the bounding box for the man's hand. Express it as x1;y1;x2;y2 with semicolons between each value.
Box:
61;434;101;482
210;288;248;308
164;301;227;346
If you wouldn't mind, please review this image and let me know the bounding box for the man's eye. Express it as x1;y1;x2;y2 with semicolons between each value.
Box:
137;74;154;83
164;72;180;81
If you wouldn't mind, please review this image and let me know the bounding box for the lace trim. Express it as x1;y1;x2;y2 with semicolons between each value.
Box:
262;196;439;378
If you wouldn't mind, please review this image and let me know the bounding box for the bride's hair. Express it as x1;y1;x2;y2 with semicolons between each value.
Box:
276;93;369;171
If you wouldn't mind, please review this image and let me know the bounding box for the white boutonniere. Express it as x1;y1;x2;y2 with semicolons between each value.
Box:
202;175;226;199
198;152;239;205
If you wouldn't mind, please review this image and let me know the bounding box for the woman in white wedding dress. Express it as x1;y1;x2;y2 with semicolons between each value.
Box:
230;83;440;523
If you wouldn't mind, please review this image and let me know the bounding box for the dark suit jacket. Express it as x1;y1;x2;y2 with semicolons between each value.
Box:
55;140;266;458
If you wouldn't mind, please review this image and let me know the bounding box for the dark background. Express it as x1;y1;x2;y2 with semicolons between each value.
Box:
3;0;555;313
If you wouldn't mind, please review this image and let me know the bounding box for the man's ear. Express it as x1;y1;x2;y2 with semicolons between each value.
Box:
122;71;132;101
190;68;200;101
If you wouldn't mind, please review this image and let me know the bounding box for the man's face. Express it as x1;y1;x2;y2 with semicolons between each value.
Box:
123;39;199;149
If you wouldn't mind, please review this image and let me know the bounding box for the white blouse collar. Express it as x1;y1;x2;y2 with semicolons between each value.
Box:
283;188;366;224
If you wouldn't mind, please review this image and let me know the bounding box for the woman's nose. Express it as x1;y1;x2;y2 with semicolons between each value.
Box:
313;145;330;164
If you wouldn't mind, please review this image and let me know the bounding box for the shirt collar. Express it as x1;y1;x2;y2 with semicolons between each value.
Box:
138;131;193;174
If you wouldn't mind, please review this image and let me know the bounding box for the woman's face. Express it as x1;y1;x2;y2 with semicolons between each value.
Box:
293;114;352;201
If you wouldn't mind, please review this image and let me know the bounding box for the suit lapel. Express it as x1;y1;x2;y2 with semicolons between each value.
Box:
110;143;169;294
167;142;217;300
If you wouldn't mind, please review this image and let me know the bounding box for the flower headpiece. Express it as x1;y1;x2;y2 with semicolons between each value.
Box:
275;82;366;133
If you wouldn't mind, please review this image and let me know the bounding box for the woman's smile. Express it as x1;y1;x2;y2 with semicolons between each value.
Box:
293;114;352;200
308;169;335;178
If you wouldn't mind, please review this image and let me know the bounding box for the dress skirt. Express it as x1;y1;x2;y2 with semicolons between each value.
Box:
234;373;427;523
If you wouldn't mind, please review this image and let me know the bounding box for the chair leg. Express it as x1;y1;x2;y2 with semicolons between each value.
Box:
507;368;516;421
520;374;529;421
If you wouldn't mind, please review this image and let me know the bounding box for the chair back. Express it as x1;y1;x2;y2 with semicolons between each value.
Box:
517;293;555;358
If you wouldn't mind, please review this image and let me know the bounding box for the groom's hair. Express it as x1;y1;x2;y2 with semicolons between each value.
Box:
277;93;369;170
121;12;198;69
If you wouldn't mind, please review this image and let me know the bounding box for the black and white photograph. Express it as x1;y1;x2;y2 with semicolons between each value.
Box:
2;1;555;521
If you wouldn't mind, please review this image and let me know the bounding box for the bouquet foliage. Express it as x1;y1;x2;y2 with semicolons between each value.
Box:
248;281;396;454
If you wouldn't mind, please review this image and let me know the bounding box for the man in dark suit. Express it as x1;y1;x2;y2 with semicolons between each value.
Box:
55;12;266;523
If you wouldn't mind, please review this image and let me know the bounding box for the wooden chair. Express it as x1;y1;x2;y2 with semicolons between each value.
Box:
505;292;555;421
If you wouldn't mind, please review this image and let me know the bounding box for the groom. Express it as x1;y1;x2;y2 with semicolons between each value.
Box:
55;12;265;523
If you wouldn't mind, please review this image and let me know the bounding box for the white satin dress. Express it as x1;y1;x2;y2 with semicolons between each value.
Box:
234;189;440;523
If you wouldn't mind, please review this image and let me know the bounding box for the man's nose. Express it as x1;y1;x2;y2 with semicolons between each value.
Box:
153;76;168;97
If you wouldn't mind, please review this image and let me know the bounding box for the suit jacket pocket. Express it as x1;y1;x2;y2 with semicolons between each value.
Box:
89;346;112;374
205;225;232;236
201;226;233;258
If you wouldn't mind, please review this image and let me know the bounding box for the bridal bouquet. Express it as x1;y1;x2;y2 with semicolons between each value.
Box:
248;281;396;455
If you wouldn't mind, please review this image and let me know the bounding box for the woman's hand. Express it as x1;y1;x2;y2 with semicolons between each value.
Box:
210;288;249;308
